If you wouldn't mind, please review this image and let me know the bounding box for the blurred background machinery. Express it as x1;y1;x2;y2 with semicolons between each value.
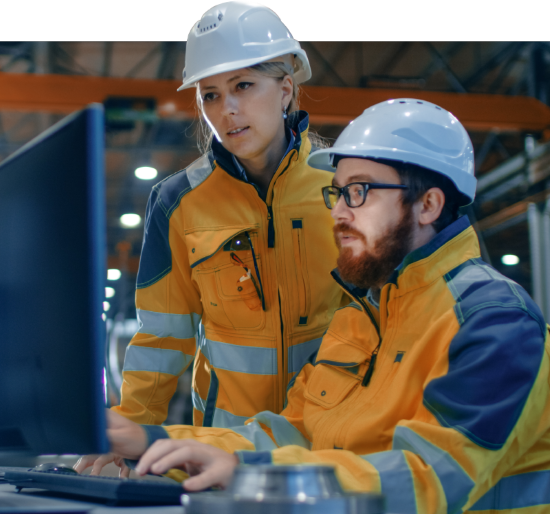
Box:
1;41;549;424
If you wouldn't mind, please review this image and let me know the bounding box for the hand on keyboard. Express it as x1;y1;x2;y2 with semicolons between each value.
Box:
73;453;131;478
135;439;239;491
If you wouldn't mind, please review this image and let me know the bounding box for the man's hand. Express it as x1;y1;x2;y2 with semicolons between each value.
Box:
73;453;130;478
106;409;148;459
135;439;239;491
73;409;148;477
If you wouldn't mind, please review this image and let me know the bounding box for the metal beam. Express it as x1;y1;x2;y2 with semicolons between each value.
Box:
420;42;465;80
476;141;549;193
303;42;348;87
374;42;411;76
157;42;179;80
488;43;527;93
463;43;523;90
1;73;550;132
102;42;113;77
528;203;544;309
423;43;467;93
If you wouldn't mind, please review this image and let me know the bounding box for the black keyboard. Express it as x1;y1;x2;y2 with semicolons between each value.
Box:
4;468;200;506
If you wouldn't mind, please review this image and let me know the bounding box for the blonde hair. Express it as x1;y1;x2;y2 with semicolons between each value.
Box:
195;61;329;154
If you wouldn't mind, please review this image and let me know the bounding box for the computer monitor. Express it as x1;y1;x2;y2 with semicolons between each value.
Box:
0;104;109;456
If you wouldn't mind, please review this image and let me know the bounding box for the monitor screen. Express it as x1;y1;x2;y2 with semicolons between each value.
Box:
0;104;109;456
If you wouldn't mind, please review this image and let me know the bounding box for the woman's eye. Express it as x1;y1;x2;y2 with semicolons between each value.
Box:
202;92;216;102
237;82;253;91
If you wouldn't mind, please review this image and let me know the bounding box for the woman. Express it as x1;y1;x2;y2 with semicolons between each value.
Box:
76;0;345;475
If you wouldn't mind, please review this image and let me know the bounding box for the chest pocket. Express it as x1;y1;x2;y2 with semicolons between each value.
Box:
188;227;265;331
304;336;371;409
304;363;361;408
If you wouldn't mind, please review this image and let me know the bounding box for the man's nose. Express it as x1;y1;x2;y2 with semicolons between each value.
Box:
331;194;352;221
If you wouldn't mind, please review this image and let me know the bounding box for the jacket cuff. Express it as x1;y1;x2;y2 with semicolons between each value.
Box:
235;450;273;465
124;424;170;470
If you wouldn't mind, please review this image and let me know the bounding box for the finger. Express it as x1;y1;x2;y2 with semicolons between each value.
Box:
149;446;204;476
119;464;131;479
183;466;228;492
73;455;98;474
113;455;131;479
136;440;195;476
90;454;115;476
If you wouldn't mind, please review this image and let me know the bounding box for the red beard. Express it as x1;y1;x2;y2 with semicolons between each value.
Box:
333;204;414;290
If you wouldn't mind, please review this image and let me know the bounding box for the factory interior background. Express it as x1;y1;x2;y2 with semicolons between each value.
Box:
1;40;549;425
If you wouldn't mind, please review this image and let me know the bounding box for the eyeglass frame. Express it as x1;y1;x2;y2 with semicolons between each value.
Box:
321;182;409;210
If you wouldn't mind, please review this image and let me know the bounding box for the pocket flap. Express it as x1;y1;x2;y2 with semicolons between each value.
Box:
315;334;371;367
305;363;360;408
186;226;256;268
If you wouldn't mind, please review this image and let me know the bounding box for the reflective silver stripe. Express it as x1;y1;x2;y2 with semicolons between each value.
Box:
205;338;277;375
253;411;311;449
191;388;206;414
361;451;417;514
212;407;250;428
231;421;278;451
393;426;474;514
187;153;215;189
137;309;201;340
288;337;323;374
470;470;550;511
123;346;193;376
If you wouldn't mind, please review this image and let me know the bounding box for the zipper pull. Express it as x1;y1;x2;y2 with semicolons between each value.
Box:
362;351;378;386
267;205;275;248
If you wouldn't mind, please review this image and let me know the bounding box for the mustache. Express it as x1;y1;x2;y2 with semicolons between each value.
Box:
333;223;366;243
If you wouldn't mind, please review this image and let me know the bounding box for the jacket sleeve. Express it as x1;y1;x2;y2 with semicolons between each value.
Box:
234;307;550;514
111;185;203;425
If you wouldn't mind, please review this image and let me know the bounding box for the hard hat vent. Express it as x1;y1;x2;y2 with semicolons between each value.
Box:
197;10;223;34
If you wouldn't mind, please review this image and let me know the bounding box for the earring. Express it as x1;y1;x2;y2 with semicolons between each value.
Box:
282;106;288;120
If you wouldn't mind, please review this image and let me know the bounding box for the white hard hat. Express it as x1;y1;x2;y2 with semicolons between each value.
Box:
308;98;477;205
178;1;311;91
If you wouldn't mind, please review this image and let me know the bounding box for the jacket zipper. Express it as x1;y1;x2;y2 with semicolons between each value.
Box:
269;149;299;408
291;219;310;325
267;206;275;248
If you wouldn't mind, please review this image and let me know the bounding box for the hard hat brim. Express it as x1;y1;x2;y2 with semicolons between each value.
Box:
308;146;477;206
177;48;311;91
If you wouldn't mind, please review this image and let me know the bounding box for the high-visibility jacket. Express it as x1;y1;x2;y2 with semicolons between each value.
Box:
112;111;346;428
159;216;550;513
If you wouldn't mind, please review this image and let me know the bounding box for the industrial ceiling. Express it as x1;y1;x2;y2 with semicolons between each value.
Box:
1;41;549;320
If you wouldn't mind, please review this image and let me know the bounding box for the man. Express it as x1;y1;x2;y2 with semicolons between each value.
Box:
102;99;550;514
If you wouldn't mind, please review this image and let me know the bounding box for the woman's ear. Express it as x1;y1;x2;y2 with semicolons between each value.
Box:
281;75;293;109
418;187;445;226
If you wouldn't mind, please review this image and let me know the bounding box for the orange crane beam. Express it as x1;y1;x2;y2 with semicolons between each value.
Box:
1;72;550;133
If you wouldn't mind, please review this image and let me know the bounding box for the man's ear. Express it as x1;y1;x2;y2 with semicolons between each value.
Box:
418;187;445;226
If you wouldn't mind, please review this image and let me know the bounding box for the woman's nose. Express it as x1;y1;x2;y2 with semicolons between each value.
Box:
221;94;239;116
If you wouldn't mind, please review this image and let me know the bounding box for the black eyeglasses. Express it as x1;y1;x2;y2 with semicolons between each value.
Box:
322;182;409;209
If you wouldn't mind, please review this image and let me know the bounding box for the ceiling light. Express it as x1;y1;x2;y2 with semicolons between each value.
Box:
107;269;121;281
105;287;115;298
120;213;141;227
103;301;111;312
501;254;519;266
135;166;158;180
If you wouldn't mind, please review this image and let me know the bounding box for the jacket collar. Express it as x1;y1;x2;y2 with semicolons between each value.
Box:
332;215;481;302
210;110;310;181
